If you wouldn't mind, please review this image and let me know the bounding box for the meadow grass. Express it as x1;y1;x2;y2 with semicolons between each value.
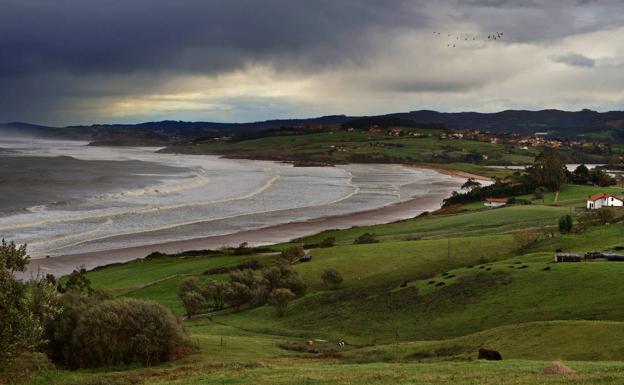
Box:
27;186;624;385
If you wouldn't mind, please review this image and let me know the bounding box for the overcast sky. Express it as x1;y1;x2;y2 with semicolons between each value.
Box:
2;0;624;126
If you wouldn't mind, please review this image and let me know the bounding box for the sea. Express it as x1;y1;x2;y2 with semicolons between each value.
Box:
0;137;462;259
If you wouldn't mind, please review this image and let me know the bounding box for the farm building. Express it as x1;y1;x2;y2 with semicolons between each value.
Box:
586;193;623;210
555;253;581;263
484;198;509;208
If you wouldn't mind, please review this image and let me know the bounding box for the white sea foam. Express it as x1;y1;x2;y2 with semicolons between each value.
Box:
0;138;461;257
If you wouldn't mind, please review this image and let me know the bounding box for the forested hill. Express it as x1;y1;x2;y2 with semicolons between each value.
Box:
4;109;624;145
391;109;624;136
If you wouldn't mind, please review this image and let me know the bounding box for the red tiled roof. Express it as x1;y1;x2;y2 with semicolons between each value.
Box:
485;198;509;203
587;193;612;201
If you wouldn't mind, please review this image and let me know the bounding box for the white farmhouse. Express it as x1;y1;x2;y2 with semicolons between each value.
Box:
586;193;624;210
484;198;508;208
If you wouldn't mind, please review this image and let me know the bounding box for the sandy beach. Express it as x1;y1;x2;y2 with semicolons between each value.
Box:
24;176;462;278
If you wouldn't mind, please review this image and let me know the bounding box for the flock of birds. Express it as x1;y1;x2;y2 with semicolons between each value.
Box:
432;31;504;48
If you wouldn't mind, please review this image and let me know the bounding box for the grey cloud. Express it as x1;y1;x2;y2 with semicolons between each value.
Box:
551;52;596;67
0;0;429;123
2;0;624;124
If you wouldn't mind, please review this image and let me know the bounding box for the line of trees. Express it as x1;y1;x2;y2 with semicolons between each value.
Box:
178;259;306;318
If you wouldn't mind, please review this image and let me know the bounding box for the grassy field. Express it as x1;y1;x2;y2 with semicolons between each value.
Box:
163;129;535;175
21;184;624;385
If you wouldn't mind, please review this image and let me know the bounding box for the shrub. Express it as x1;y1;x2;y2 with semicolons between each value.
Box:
321;269;343;288
534;187;546;201
320;237;336;248
203;257;264;275
60;299;189;368
558;215;573;234
513;229;542;252
232;242;253;255
267;288;295;317
281;246;305;263
354;233;378;244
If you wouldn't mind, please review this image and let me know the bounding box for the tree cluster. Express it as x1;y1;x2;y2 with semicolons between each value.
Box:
178;261;306;318
569;164;616;187
0;240;189;370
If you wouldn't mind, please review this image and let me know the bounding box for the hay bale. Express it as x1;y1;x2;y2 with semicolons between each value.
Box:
543;361;574;374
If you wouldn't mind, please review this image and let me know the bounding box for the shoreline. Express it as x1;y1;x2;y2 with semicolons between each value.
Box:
405;163;492;182
24;173;464;278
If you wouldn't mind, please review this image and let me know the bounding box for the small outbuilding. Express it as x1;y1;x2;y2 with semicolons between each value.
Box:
586;193;623;210
555;253;581;263
484;198;509;208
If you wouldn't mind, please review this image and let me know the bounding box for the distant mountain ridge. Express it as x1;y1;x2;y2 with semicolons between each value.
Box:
3;109;624;145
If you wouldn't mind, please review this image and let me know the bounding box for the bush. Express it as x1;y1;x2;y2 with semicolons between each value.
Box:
232;242;254;255
508;197;532;205
267;288;295;317
320;237;336;248
321;268;343;288
513;229;542;252
354;233;378;244
281;246;305;262
59;299;189;368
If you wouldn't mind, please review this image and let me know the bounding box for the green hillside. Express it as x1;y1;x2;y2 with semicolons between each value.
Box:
22;184;624;385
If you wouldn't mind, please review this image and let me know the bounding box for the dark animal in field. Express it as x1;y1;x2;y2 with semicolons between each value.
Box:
478;348;502;360
337;341;345;348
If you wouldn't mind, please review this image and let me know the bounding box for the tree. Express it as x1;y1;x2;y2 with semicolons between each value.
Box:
572;164;591;184
590;168;616;187
354;233;378;244
0;240;43;366
267;288;295;317
224;282;253;310
558;215;573;234
461;178;482;191
177;277;203;317
320;237;336;248
180;291;204;317
262;262;306;296
528;151;568;191
201;279;228;311
321;268;343;288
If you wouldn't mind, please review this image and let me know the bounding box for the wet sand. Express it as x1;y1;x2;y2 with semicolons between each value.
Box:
24;176;462;278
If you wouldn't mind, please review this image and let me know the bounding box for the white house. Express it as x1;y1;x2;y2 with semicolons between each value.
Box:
586;193;624;210
484;198;509;208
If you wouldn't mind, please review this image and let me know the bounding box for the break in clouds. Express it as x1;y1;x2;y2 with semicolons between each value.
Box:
2;0;624;125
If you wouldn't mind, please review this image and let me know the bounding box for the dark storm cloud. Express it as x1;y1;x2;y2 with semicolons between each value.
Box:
0;0;428;123
551;52;596;67
2;0;624;124
0;0;426;77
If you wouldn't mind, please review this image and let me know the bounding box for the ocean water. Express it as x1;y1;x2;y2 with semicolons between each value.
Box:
0;137;460;257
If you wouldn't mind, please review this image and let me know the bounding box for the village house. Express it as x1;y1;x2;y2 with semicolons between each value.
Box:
586;193;624;210
484;197;508;208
